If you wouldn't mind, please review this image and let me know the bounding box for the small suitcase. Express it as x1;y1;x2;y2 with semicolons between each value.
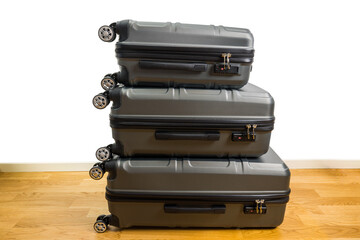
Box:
93;83;274;159
97;20;254;90
91;148;290;231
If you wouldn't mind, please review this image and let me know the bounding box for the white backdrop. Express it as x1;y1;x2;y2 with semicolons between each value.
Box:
0;0;359;163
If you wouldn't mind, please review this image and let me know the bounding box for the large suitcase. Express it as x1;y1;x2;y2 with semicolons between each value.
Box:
104;83;274;158
98;20;254;90
92;148;290;231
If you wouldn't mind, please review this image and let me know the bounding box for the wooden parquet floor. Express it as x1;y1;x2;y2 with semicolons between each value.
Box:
0;169;359;240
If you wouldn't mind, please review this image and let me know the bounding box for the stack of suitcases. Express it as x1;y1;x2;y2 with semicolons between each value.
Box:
90;20;291;233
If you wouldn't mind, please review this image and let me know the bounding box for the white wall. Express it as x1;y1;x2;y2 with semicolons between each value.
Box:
0;0;359;164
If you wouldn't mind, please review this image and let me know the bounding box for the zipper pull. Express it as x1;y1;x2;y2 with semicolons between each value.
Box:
255;199;260;214
255;199;265;214
246;124;251;140
226;53;231;70
221;53;232;70
252;124;257;140
259;199;265;214
222;53;227;68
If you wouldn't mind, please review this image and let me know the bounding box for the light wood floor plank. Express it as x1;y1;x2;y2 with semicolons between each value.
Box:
0;169;359;239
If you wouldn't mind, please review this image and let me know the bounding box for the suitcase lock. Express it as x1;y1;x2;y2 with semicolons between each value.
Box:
215;53;241;74
232;124;257;142
244;199;267;214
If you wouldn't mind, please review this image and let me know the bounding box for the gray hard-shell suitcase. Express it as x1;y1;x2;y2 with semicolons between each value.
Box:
91;148;290;231
94;83;274;159
97;20;254;90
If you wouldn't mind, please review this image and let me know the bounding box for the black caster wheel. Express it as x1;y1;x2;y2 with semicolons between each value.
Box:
92;93;109;109
96;147;112;162
98;25;116;42
89;165;104;180
94;220;108;233
101;75;116;91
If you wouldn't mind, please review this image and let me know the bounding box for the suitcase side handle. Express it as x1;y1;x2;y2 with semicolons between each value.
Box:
155;131;220;141
139;60;208;72
164;204;226;214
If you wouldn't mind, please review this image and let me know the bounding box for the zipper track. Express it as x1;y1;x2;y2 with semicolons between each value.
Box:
105;189;290;204
109;116;275;131
116;43;255;54
116;45;255;63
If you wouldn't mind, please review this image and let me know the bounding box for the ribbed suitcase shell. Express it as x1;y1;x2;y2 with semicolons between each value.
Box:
108;83;275;158
104;148;290;229
113;20;254;89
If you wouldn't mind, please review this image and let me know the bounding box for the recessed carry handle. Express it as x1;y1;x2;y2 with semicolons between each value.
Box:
155;131;220;141
164;204;226;214
139;60;207;72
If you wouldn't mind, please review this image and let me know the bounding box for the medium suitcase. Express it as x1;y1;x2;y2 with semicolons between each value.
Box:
92;148;290;231
97;20;254;90
95;83;274;159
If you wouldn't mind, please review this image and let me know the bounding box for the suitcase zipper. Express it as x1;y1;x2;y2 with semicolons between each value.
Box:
241;124;258;141
105;189;290;204
255;199;265;214
222;53;232;70
109;117;274;131
115;46;254;63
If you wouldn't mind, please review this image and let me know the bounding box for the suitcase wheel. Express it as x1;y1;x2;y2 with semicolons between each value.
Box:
94;220;108;233
92;93;109;109
98;25;116;42
89;165;104;180
101;75;116;91
96;147;112;161
94;214;110;233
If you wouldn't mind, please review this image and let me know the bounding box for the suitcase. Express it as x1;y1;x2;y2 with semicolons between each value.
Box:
93;83;274;159
97;20;254;90
91;148;290;231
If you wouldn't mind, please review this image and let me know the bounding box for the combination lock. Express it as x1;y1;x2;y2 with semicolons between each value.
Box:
214;63;241;74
